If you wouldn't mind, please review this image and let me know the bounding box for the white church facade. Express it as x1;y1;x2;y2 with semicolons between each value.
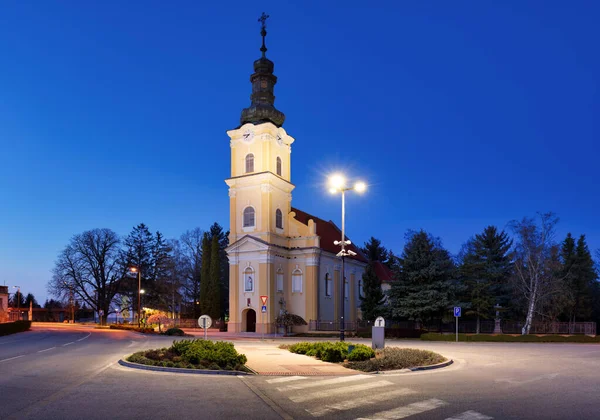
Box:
225;19;367;333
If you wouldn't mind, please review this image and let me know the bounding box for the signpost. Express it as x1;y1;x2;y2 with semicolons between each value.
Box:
372;316;385;350
454;307;461;342
260;296;268;340
198;314;212;340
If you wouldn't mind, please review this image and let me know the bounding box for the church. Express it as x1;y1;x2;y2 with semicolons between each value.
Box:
225;17;368;333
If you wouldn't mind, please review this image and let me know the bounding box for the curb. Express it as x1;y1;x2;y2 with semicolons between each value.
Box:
118;359;253;376
371;359;454;374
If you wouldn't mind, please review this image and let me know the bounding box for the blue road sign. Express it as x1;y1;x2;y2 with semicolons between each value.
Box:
454;307;461;317
261;305;267;313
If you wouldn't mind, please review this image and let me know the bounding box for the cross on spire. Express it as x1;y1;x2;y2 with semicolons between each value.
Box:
258;12;269;57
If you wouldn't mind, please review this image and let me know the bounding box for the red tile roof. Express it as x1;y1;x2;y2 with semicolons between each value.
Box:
292;207;368;263
373;261;395;283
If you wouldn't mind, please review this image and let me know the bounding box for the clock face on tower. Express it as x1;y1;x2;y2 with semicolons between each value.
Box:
242;128;255;142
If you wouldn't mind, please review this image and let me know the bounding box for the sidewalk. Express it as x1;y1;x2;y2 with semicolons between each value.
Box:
234;342;358;376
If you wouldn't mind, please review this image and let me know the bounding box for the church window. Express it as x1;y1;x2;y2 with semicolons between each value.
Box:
292;269;303;293
275;209;283;229
276;269;284;293
325;273;332;297
244;267;254;292
243;207;255;227
276;157;282;176
245;154;254;173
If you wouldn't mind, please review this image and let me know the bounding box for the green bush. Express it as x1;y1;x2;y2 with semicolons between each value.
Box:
420;333;600;343
346;347;446;372
0;321;31;337
347;345;375;362
322;346;345;363
164;328;185;336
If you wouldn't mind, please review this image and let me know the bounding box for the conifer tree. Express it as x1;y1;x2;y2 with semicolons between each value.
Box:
388;230;456;324
571;235;597;323
199;232;212;315
359;262;386;321
209;234;222;319
459;226;512;333
361;237;391;266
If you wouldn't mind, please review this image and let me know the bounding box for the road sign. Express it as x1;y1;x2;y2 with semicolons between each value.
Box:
198;314;212;329
260;295;268;305
374;316;385;327
454;307;461;317
261;305;267;313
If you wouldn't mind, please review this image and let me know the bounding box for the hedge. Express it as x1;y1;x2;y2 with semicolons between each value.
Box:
421;333;600;343
285;341;375;362
0;320;31;336
109;325;155;334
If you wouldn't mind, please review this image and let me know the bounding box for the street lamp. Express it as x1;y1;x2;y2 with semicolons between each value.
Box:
129;267;142;327
328;174;367;341
12;286;21;321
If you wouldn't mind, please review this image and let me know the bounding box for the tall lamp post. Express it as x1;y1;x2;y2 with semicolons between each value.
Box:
12;286;21;321
328;174;366;341
129;267;142;327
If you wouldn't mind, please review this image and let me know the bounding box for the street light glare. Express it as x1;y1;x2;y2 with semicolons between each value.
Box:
354;181;366;193
129;267;138;273
329;174;346;190
329;187;338;194
140;289;145;294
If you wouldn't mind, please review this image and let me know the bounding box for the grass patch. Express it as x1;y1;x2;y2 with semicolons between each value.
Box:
421;333;600;343
345;348;446;372
283;341;375;362
126;339;249;372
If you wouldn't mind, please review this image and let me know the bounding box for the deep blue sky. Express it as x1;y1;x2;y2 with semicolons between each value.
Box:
1;1;598;304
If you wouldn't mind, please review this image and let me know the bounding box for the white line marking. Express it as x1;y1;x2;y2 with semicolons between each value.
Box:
308;388;416;417
290;380;393;403
266;376;307;384
495;373;559;385
356;398;447;419
278;374;372;391
76;333;91;342
127;341;137;348
62;342;75;346
445;410;494;420
0;355;25;363
37;347;56;353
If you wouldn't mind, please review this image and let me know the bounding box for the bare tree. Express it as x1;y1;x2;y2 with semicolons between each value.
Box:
509;212;565;334
49;228;123;325
177;228;204;317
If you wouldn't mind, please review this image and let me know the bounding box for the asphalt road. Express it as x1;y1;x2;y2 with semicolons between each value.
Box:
1;326;599;420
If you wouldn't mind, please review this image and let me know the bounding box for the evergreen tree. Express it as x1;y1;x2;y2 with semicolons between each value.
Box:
149;231;176;312
10;290;26;308
570;235;597;323
388;230;456;324
177;228;204;318
459;226;512;333
359;262;386;321
121;223;154;315
361;237;391;266
24;293;41;308
209;234;222;319
199;232;212;315
208;222;229;318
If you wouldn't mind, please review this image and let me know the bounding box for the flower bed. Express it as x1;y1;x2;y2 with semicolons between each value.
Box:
345;347;446;372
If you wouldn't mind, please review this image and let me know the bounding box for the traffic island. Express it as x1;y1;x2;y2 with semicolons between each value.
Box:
122;339;253;375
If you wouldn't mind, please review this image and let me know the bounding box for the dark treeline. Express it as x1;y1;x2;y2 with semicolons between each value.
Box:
360;212;600;335
47;222;228;325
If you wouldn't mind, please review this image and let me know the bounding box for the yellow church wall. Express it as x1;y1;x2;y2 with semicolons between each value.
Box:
228;264;240;332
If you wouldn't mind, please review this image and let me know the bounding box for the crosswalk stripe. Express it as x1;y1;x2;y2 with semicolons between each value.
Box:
277;374;372;392
266;376;307;384
445;410;493;420
307;388;417;417
290;380;393;403
356;398;447;420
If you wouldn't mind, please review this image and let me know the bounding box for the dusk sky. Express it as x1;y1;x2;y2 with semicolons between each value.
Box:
1;1;598;304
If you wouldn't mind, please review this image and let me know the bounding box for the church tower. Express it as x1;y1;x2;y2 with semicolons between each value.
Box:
225;14;300;333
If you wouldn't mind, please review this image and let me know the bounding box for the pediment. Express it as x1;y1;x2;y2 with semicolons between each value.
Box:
226;235;270;254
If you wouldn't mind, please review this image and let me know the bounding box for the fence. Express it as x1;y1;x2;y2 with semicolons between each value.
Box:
309;319;596;336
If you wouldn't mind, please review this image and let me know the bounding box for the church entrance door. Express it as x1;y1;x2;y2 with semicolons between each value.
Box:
246;309;256;332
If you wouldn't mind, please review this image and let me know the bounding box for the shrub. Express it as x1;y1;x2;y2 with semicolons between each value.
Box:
347;345;375;362
109;325;155;334
165;328;185;336
0;321;32;337
346;347;446;372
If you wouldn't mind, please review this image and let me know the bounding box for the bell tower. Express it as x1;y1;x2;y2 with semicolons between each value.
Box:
225;13;295;247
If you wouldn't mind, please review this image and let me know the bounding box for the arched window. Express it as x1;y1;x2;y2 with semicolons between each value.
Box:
244;267;254;292
325;273;332;297
276;157;282;176
292;269;303;293
275;209;283;229
243;207;255;227
276;269;284;293
245;154;254;173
